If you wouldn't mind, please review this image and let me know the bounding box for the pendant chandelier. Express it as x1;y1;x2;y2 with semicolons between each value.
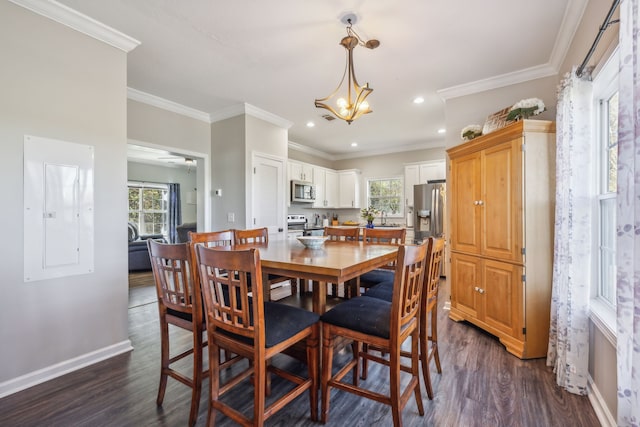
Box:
314;16;379;125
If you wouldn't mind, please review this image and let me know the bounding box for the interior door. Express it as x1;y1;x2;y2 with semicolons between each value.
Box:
252;153;285;240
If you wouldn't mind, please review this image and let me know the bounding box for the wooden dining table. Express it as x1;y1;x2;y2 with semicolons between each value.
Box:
236;239;398;314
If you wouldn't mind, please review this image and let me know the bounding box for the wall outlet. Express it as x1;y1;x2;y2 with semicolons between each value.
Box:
215;189;222;197
227;212;235;222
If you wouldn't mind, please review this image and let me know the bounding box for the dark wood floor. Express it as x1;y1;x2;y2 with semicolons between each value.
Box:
0;273;600;426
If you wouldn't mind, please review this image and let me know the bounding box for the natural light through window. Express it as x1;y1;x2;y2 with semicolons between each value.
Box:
128;182;169;236
367;177;403;218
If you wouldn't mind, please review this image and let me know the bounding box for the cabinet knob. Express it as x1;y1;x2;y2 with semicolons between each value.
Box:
473;201;479;205
478;288;485;294
474;286;479;292
478;200;484;206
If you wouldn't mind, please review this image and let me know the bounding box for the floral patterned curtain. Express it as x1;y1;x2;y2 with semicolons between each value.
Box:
616;0;640;425
546;70;593;395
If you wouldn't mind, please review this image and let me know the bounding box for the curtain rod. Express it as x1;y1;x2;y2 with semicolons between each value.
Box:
576;0;620;78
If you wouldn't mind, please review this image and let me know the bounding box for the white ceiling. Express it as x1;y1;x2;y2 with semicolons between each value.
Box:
56;0;582;158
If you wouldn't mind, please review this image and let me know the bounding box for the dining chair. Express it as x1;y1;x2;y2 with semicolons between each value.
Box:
188;229;234;248
234;227;300;296
147;239;206;427
320;243;428;427
365;237;446;399
194;245;320;426
357;227;407;295
323;226;360;298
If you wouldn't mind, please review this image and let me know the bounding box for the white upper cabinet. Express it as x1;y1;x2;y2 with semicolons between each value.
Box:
288;160;313;182
404;160;445;207
338;170;360;209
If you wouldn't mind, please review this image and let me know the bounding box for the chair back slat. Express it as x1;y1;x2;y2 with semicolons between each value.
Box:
195;246;265;343
234;227;269;245
148;240;194;314
362;227;406;245
425;237;445;309
363;228;406;270
188;230;234;247
391;243;428;334
324;227;359;242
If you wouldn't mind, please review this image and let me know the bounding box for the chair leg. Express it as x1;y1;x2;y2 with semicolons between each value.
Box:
321;327;335;424
207;340;221;427
389;349;402;427
431;307;442;373
420;307;434;400
188;328;203;427
253;359;267;426
412;329;425;416
157;320;169;406
361;343;369;380
350;341;359;387
307;324;320;422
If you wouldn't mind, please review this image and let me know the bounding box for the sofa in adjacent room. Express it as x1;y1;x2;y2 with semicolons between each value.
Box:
128;222;165;272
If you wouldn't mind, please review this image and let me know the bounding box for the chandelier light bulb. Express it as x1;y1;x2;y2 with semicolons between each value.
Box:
358;101;369;111
337;98;348;108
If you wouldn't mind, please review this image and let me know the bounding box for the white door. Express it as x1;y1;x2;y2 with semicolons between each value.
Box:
252;153;285;240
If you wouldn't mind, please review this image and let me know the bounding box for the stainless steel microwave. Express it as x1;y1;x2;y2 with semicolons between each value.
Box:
291;180;315;203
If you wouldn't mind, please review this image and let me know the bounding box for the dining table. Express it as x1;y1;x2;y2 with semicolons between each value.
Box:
236;238;398;314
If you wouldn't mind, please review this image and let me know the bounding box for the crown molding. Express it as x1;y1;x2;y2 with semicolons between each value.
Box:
437;63;557;100
288;141;335;161
9;0;140;52
127;88;211;123
332;140;446;161
211;103;293;129
288;139;446;162
437;0;587;100
548;0;589;71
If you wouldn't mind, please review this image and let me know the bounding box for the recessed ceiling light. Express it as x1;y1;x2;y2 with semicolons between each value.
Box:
437;128;446;134
306;121;315;128
413;97;425;104
351;142;358;147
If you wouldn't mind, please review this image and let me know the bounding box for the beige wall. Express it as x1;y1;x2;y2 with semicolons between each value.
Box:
0;2;129;386
128;100;211;154
211;115;246;229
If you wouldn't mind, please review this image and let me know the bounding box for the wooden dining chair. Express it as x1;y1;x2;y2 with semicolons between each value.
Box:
234;227;300;296
323;226;360;298
365;237;446;399
194;245;320;426
320;243;428;427
357;227;407;295
147;239;206;427
188;229;234;248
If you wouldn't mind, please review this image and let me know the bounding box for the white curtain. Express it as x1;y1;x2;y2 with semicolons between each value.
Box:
616;0;640;425
546;70;593;395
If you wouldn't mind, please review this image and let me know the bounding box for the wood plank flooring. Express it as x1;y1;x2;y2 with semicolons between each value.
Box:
0;274;600;426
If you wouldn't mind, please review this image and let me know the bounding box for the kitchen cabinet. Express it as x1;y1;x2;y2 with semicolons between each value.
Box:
288;160;313;182
404;160;445;207
447;120;555;359
312;166;338;208
338;170;360;208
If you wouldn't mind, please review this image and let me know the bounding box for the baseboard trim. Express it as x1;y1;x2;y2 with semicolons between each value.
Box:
588;375;616;427
0;340;133;399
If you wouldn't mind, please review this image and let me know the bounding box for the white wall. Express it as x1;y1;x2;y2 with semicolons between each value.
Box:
127;161;198;224
0;2;130;390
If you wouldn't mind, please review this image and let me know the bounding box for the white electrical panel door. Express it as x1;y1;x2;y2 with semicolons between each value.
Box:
24;135;94;282
44;163;80;267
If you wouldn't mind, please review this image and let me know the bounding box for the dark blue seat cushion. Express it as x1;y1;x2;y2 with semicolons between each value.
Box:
166;307;193;322
359;269;395;287
320;296;391;339
217;302;319;348
364;280;394;302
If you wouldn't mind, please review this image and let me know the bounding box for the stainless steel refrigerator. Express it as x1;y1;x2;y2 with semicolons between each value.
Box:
414;180;446;243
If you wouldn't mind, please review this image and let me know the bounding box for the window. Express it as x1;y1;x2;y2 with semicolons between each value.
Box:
128;182;169;236
591;46;618;341
367;177;403;218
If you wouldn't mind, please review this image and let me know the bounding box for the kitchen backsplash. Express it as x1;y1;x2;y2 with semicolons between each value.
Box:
287;207;407;227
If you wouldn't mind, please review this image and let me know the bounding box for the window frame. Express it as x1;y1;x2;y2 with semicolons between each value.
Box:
365;176;404;219
127;181;169;237
590;46;619;344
